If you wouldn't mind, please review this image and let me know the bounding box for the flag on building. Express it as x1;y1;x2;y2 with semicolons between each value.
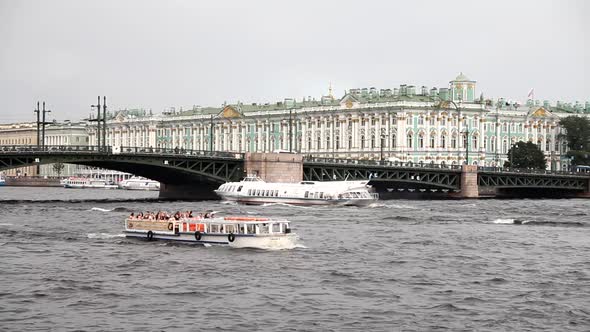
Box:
527;88;535;100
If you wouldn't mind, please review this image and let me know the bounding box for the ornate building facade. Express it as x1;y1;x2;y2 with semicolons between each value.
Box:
91;74;589;171
0;121;89;177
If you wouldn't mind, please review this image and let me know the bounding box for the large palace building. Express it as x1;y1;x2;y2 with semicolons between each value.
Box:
90;73;589;171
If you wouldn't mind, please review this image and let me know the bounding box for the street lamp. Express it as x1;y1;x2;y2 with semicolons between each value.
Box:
380;133;386;162
435;100;461;165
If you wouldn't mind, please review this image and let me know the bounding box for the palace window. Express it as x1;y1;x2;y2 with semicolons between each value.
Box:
430;117;435;126
418;117;424;125
326;136;330;150
430;135;435;149
335;136;340;150
371;135;375;148
316;136;321;150
407;133;413;148
472;136;478;149
361;135;365;149
418;134;424;149
391;134;396;148
441;117;446;126
348;136;353;149
451;135;457;149
407;117;412;125
441;135;447;149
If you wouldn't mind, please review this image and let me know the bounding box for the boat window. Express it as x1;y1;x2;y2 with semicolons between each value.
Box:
304;191;309;198
210;224;219;233
247;224;256;234
259;223;269;234
266;190;270;196
225;224;236;233
272;223;280;233
319;192;324;199
237;185;243;192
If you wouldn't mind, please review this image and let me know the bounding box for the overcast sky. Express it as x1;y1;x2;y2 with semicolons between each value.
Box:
0;0;587;123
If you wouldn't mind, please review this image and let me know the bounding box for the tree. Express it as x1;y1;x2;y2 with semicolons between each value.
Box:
52;163;65;177
559;116;590;151
504;141;546;169
559;116;590;167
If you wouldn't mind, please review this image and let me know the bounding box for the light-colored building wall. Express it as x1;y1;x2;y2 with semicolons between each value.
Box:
39;122;90;177
0;123;39;176
89;74;588;171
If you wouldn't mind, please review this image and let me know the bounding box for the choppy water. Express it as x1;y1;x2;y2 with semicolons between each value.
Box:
0;187;589;331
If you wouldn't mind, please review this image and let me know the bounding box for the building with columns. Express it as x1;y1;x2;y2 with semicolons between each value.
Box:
0;121;90;177
91;74;589;171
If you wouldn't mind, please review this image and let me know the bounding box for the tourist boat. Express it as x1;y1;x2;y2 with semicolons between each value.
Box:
61;177;118;189
118;176;160;191
0;174;5;186
214;175;378;206
124;215;298;249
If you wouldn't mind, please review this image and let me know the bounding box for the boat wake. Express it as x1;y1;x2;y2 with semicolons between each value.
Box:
89;207;134;213
486;218;587;227
87;233;126;239
260;202;312;209
0;223;14;226
90;207;112;212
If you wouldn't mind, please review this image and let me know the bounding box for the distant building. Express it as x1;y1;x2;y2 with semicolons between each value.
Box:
39;121;90;177
87;73;588;171
0;121;90;177
0;122;39;176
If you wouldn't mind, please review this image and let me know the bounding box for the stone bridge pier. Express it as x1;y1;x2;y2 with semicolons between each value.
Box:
450;165;480;198
244;152;303;183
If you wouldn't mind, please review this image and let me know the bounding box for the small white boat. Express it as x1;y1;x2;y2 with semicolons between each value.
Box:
118;176;160;191
0;174;5;187
214;175;378;206
61;177;118;189
124;215;298;249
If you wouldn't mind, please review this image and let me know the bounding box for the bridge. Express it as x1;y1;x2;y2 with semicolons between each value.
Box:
1;145;589;199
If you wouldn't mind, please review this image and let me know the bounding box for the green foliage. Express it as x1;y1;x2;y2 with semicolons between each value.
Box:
559;116;590;151
52;163;65;176
566;150;590;166
505;141;546;169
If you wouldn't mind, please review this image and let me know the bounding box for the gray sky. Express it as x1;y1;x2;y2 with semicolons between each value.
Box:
0;0;588;123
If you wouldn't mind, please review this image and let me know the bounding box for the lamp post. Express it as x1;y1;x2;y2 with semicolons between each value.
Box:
436;100;461;166
41;102;51;149
508;121;514;167
380;134;386;162
34;102;40;148
464;123;470;165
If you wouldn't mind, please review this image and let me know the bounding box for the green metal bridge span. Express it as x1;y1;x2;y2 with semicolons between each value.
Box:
1;146;588;198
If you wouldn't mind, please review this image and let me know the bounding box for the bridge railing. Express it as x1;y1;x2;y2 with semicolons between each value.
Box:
303;156;462;170
0;145;244;159
0;145;107;153
477;166;587;176
116;146;244;159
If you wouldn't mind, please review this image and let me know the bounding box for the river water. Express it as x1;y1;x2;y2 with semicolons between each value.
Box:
0;187;589;331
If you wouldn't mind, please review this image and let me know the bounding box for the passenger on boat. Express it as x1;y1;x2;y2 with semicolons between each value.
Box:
129;212;135;219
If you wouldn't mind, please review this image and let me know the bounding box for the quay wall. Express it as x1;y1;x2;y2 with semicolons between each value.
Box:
5;176;61;187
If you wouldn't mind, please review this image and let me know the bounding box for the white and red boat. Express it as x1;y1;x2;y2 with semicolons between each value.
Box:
61;177;118;189
124;215;298;249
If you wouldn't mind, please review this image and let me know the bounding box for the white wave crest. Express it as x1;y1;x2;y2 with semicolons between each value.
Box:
89;207;112;212
87;233;125;239
487;218;516;224
261;202;311;209
0;223;14;226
